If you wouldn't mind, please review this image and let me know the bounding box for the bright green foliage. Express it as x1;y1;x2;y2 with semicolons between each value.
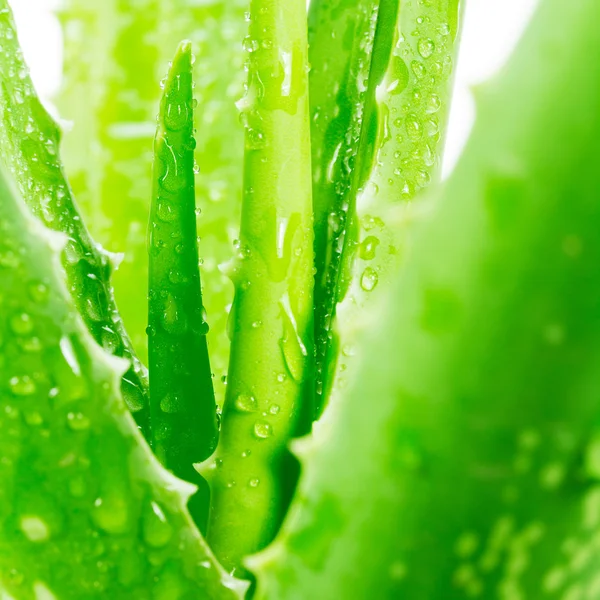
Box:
57;0;247;402
56;0;162;365
250;0;600;597
308;0;380;413
0;1;150;435
0;159;246;599
201;0;315;577
148;42;218;533
309;0;462;415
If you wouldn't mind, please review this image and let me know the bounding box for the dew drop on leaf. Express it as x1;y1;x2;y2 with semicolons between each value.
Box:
417;38;435;59
92;496;130;535
411;60;426;80
10;312;33;335
235;394;258;413
360;267;379;292
254;421;273;439
9;375;36;396
359;236;380;260
66;412;90;431
121;379;145;413
20;515;50;543
142;501;172;548
387;56;410;96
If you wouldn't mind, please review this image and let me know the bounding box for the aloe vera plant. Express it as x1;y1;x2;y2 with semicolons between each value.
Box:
250;0;600;597
309;0;462;414
57;0;247;403
0;152;245;599
5;0;600;597
0;0;150;434
148;42;218;533
201;0;315;576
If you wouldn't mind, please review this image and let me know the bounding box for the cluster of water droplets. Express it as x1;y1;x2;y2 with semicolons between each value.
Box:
0;181;233;598
0;5;150;425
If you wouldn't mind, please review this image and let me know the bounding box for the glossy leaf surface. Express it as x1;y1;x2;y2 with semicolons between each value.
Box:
0;0;150;435
148;42;218;533
202;0;315;577
251;0;600;597
57;0;247;402
0;158;246;600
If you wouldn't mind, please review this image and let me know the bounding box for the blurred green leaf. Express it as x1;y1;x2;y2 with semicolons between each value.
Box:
251;0;600;597
57;0;247;403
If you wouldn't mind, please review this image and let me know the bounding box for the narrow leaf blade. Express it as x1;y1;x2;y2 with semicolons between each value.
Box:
148;41;218;533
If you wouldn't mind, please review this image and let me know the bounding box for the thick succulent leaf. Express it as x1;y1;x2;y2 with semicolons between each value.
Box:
0;1;150;435
0;158;246;599
149;41;218;533
201;0;314;577
57;0;247;401
251;0;600;597
310;0;463;415
308;0;379;412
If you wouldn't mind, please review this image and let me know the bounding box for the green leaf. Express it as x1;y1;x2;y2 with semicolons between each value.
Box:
0;1;150;435
0;158;247;599
148;41;218;533
310;0;462;416
57;0;247;403
201;0;315;577
251;0;600;597
308;0;380;414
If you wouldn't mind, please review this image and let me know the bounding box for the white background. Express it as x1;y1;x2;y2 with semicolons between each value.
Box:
9;0;539;176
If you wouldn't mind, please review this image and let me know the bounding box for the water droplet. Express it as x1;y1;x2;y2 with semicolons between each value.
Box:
427;93;441;113
425;118;439;137
243;36;259;53
254;421;273;439
143;501;172;548
246;127;266;150
164;101;190;132
157;200;177;222
387;56;410;96
28;281;49;303
20;515;50;542
160;393;181;414
10;375;36;396
69;476;87;498
121;379;145;413
276;373;287;383
11;312;33;335
405;115;422;141
67;412;90;431
92;496;130;534
360;267;379;292
417;38;435;59
235;394;258;413
24;411;43;426
248;478;260;488
359;236;380;260
411;60;426;80
279;292;308;381
437;23;451;36
269;404;281;416
161;294;188;335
